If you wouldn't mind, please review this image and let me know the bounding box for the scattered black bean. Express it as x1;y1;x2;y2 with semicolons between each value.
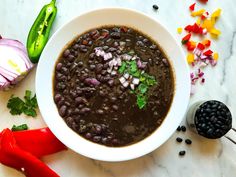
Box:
181;126;186;132
185;139;192;145
176;137;183;143
179;151;186;156
152;4;159;10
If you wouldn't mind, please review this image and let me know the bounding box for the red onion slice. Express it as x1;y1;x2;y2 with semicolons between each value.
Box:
0;36;34;90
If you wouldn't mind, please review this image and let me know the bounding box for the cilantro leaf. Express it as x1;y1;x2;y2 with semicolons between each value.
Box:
11;124;29;131
138;83;148;94
7;90;38;117
129;60;137;74
137;94;147;109
118;62;127;73
7;96;25;115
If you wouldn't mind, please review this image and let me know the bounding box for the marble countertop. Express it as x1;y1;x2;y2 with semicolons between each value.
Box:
1;0;236;176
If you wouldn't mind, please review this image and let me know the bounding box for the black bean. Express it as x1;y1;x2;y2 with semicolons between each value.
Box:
54;94;62;103
89;53;95;59
162;58;169;67
185;139;192;145
89;64;96;70
63;49;70;57
113;41;119;47
107;47;117;52
176;126;181;132
179;151;186;156
103;46;109;50
79;107;91;114
56;63;63;71
112;105;119;111
95;64;103;74
110;97;117;103
102;137;108;144
85;132;92;139
68;54;75;62
112;138;119;144
78;61;83;67
95;125;102;134
93;136;101;142
150;44;157;50
108;79;114;87
97;109;104;115
101;70;107;76
181;126;186;132
72;44;79;50
110;32;121;39
176;137;183;143
59;105;67;117
148;58;154;66
79;47;88;53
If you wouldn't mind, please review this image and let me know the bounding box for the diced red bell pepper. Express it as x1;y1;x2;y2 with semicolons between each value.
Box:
189;3;196;11
181;33;191;45
197;43;205;50
199;0;208;3
0;129;60;177
13;127;67;158
192;23;200;33
184;25;193;33
203;49;213;56
186;41;196;51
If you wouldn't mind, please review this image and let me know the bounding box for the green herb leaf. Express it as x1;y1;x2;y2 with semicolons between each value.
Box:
7;96;25;115
138;83;148;94
137;94;147;109
130;61;137;74
118;62;126;73
11;124;29;131
7;90;38;117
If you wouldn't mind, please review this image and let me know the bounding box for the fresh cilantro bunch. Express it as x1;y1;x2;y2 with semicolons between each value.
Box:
7;90;38;117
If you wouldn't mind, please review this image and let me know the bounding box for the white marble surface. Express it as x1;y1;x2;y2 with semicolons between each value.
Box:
1;0;236;177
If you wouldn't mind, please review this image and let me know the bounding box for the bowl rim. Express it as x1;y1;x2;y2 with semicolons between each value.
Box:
36;7;190;162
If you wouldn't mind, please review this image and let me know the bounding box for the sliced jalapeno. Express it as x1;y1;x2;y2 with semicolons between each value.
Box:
27;0;57;63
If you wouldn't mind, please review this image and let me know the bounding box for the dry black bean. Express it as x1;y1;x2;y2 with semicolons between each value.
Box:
181;126;186;132
179;151;186;156
185;139;192;145
176;137;183;143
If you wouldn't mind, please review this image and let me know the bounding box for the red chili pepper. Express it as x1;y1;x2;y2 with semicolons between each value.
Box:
13;127;67;158
197;43;205;50
203;49;213;56
0;129;60;177
181;33;191;45
189;3;196;11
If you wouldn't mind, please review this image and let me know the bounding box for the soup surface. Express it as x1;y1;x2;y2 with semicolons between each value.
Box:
53;26;174;147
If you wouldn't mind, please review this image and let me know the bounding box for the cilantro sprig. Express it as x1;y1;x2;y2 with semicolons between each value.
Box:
118;58;157;109
7;90;38;117
11;124;29;131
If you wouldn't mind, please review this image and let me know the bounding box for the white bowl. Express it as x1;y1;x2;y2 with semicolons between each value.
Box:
36;8;190;162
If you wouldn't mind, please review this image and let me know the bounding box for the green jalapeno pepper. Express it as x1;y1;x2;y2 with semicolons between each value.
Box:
27;0;57;63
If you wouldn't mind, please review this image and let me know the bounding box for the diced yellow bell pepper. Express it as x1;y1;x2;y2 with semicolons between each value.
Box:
177;27;182;34
202;19;213;31
211;9;222;18
213;53;219;60
196;17;201;25
210;28;221;36
187;53;194;64
191;9;205;17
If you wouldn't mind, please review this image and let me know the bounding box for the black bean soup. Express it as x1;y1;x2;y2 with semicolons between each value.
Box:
53;26;174;147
